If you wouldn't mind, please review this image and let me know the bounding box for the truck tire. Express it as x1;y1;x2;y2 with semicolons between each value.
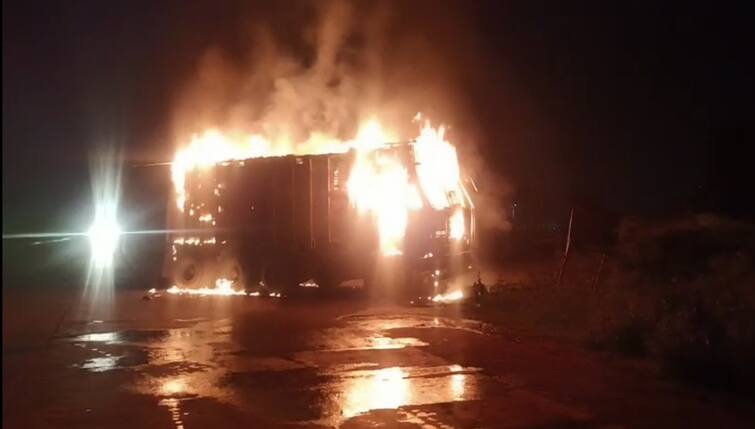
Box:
218;256;245;289
173;256;212;289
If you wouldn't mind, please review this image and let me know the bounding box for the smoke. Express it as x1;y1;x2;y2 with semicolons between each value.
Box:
170;0;511;230
173;1;363;145
171;1;464;142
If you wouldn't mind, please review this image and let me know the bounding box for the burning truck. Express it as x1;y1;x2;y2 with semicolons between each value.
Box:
162;119;477;298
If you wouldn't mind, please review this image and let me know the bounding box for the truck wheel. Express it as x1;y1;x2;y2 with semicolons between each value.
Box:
173;256;210;289
218;256;245;289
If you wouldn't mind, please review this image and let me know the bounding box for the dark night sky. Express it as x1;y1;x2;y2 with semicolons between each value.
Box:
3;1;754;232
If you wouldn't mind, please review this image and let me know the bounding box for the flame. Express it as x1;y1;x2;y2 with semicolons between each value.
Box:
449;208;465;241
166;278;246;296
171;116;465;256
172;130;274;210
164;278;285;298
432;289;464;303
347;122;416;255
414;121;463;210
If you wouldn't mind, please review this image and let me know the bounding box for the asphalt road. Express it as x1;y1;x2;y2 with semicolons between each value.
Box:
3;286;753;428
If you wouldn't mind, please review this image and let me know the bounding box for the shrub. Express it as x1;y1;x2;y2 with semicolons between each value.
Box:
603;215;755;394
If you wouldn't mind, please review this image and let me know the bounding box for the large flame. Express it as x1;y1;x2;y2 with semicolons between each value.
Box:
171;130;347;211
449;208;465;241
171;116;465;260
173;130;255;210
413;121;465;210
346;120;421;255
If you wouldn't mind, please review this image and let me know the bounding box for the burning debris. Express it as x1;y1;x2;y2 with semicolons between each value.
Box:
166;278;246;296
432;289;464;303
146;281;282;298
410;290;465;306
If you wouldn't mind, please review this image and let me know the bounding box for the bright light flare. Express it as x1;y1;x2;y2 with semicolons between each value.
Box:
88;208;121;268
82;147;123;319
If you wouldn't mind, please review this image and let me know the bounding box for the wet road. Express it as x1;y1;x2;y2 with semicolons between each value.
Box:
3;289;753;428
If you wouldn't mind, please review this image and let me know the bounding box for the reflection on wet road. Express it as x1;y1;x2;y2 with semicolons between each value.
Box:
336;364;482;420
64;302;489;428
7;291;752;428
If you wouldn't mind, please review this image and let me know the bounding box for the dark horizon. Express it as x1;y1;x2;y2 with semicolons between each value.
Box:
4;1;754;233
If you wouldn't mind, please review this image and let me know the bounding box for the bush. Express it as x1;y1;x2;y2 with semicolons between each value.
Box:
478;214;754;395
600;215;755;395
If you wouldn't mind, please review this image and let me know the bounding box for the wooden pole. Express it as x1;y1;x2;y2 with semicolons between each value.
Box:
556;208;574;288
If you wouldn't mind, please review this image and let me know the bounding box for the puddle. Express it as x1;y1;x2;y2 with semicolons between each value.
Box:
221;362;486;426
314;364;485;426
73;332;120;344
309;330;430;352
76;356;123;372
65;310;494;427
66;318;240;425
70;329;170;345
338;311;495;336
309;313;488;353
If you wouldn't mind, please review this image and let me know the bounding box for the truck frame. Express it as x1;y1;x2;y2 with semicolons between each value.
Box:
163;143;476;295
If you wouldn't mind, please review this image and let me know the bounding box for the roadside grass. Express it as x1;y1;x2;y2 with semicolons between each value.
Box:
471;214;755;396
